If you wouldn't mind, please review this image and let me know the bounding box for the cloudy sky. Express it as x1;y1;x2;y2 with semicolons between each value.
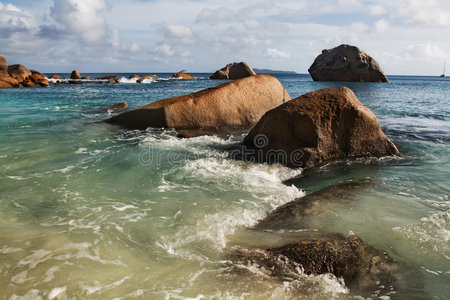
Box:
1;0;449;75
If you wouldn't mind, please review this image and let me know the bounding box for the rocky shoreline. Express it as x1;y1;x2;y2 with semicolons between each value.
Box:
0;44;419;297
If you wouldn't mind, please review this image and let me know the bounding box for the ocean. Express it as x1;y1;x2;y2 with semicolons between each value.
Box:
0;73;449;299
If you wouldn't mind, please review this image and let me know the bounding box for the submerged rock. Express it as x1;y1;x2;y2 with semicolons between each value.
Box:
105;74;291;134
70;69;81;79
254;179;373;231
308;44;388;82
232;232;425;298
210;62;256;80
244;87;399;168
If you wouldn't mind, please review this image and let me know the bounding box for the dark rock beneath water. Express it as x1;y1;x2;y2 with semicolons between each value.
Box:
232;233;425;299
254;180;372;231
308;44;388;82
243;87;399;168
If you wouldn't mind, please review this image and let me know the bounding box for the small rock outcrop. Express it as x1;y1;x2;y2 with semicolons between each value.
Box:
96;75;119;83
50;75;62;79
172;72;195;79
106;75;291;134
70;69;81;79
0;55;49;89
243;87;398;168
136;75;158;83
308;44;388;82
210;62;256;80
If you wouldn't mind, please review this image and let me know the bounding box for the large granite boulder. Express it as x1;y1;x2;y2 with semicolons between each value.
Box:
210;62;256;80
106;75;291;133
0;54;8;76
308;44;388;82
29;70;49;87
243;87;398;168
8;64;32;82
70;69;81;79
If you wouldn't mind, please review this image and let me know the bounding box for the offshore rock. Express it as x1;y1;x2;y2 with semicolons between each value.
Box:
210;62;256;80
172;72;195;79
244;87;398;168
70;69;81;79
106;74;291;134
308;44;388;82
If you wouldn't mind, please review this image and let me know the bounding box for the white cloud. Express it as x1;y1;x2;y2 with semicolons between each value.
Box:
374;19;389;32
265;48;290;60
394;0;450;27
405;43;446;59
50;0;108;44
369;5;386;16
197;7;235;23
164;25;194;44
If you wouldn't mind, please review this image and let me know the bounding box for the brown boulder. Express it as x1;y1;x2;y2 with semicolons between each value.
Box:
210;62;256;80
0;54;8;76
106;74;291;133
8;64;32;82
243;87;398;168
308;44;388;82
70;69;81;79
172;72;195;79
30;70;49;87
0;74;19;88
50;74;62;79
129;74;140;79
81;76;90;80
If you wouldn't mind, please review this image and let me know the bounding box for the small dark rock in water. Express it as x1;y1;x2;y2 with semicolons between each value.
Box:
96;75;119;83
232;233;426;299
105;102;128;111
243;87;399;168
308;44;388;82
70;69;81;79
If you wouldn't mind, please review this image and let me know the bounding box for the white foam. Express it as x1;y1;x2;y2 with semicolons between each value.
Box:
112;205;137;211
47;286;66;299
75;147;88;154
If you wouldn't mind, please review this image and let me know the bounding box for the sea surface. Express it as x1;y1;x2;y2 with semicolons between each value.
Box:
0;73;449;299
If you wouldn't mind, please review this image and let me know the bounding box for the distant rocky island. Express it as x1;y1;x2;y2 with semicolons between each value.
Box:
254;68;298;75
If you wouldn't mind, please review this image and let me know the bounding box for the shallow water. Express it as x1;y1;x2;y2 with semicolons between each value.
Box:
0;73;449;299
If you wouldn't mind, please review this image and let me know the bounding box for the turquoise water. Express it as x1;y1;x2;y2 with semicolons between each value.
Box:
0;74;449;299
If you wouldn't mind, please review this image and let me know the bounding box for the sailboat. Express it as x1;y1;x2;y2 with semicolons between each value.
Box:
440;59;446;77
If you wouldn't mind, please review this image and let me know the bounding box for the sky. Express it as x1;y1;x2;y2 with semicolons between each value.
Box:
0;0;449;75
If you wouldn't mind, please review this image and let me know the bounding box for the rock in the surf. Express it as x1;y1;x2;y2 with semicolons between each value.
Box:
96;75;119;83
243;86;398;168
50;74;62;79
70;69;81;79
308;44;388;82
233;232;424;298
210;62;256;80
105;74;291;134
172;72;195;79
136;75;158;83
